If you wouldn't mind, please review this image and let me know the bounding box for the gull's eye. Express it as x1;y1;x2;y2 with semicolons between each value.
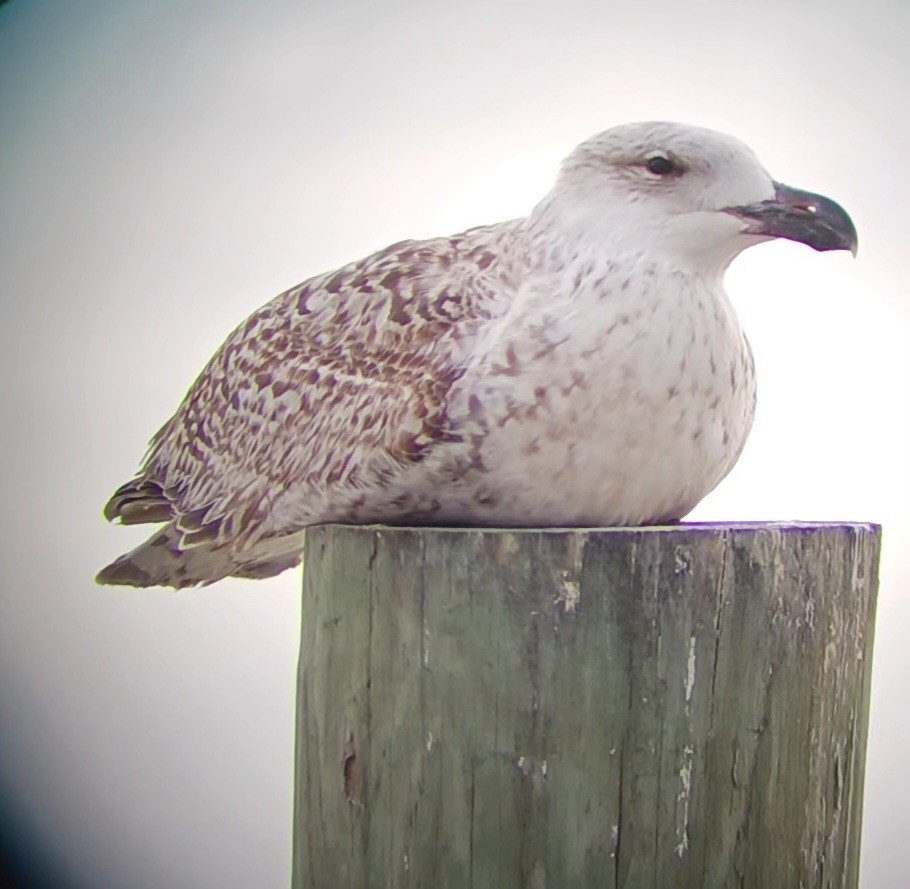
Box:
645;154;676;176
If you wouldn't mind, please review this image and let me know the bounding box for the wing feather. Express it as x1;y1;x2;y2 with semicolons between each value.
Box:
103;222;522;551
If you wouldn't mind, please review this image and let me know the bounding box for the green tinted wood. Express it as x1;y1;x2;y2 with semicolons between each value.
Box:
292;523;879;889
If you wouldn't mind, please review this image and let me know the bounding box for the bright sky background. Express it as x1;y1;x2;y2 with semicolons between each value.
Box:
1;1;908;887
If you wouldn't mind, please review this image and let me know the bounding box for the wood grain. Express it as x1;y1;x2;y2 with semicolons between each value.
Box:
292;523;880;889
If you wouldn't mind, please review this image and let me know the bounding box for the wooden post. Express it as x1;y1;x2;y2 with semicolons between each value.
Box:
292;523;880;889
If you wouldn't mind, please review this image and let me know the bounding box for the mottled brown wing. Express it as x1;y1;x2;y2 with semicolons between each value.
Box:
103;223;520;551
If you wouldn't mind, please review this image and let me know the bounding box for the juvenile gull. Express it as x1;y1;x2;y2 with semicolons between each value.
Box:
97;122;857;588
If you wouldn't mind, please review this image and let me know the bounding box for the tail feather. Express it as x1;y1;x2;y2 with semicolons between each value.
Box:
96;524;303;589
231;552;302;580
96;523;233;589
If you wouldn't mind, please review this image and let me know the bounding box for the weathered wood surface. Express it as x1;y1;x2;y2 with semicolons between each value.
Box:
292;523;880;889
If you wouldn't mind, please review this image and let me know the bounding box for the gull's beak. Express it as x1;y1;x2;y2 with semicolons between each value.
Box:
727;182;858;256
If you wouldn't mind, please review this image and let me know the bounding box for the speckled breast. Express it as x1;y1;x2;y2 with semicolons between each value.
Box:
434;269;757;525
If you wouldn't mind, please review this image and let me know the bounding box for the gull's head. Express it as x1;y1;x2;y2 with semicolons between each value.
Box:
540;121;857;271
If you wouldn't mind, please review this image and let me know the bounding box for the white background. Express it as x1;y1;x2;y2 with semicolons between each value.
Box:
1;1;907;886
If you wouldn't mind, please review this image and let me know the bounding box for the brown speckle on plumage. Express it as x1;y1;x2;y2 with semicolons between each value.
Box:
97;121;855;587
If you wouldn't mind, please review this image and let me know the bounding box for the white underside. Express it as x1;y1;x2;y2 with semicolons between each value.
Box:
338;255;756;528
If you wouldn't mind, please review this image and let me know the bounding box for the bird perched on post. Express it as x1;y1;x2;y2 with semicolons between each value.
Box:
97;121;857;588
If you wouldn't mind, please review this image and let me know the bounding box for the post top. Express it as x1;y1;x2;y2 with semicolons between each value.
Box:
313;520;880;537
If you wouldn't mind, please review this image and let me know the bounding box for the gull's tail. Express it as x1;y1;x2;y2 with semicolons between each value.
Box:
96;523;302;589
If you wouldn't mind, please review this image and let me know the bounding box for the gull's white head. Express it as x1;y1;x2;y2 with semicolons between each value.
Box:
536;121;857;273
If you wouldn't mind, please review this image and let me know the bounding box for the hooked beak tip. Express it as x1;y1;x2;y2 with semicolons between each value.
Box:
728;182;857;257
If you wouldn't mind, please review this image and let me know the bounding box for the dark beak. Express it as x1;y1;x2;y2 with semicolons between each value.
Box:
727;182;858;256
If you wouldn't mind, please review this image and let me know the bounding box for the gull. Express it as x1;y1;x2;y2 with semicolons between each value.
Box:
97;122;857;588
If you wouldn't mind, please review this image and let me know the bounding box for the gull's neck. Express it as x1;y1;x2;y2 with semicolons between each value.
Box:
525;190;747;287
